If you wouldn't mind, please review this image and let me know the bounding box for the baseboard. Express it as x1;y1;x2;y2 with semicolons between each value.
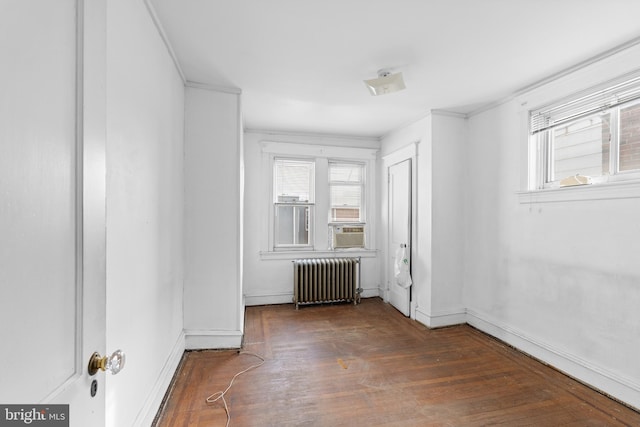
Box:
184;329;243;350
244;287;381;307
466;308;640;411
415;307;467;328
244;292;292;306
134;331;185;427
360;287;380;299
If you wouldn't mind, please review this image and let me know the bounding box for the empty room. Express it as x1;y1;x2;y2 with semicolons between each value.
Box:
2;1;640;426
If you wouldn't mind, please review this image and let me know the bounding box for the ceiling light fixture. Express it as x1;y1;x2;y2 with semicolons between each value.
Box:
364;69;406;96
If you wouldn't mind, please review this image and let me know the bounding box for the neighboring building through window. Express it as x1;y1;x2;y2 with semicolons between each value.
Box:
273;159;314;248
263;141;376;253
329;162;364;223
530;73;640;189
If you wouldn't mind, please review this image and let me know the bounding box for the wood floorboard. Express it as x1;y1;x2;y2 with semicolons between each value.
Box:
154;298;640;426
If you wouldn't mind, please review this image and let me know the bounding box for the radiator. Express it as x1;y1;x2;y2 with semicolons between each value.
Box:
292;257;361;309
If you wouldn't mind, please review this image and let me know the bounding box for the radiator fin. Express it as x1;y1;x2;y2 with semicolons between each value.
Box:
293;258;360;309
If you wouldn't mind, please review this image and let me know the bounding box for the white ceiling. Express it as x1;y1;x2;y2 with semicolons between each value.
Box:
149;0;640;138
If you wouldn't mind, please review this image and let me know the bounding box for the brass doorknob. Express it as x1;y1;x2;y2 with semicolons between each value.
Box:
88;350;126;376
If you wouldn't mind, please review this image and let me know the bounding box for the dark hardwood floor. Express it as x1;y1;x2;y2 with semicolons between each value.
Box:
154;298;640;426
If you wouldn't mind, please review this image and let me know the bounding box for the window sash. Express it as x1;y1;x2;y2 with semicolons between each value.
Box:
531;72;640;189
329;162;364;223
273;159;314;203
530;73;640;135
274;203;314;248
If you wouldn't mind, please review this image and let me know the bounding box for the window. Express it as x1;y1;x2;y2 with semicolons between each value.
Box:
273;159;314;248
530;73;640;189
329;162;364;223
263;141;376;254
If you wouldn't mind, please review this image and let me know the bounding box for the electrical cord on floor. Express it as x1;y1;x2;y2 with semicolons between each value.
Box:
205;351;266;427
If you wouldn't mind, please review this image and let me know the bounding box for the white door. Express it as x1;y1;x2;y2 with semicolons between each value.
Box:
0;1;108;425
388;159;412;316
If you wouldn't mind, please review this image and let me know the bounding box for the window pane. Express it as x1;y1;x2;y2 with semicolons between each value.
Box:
619;103;640;172
329;162;363;222
551;113;610;181
276;205;309;246
331;207;360;222
330;185;361;207
329;163;363;182
274;160;313;202
330;185;361;222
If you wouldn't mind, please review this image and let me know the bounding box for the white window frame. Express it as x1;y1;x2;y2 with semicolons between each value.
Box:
328;161;366;225
273;158;315;250
522;71;640;202
260;141;378;257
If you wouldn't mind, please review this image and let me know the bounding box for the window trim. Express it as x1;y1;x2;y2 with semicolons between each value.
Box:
260;141;378;255
272;158;315;250
328;160;366;224
527;71;640;195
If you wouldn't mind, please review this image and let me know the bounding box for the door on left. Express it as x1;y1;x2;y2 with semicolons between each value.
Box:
0;1;107;426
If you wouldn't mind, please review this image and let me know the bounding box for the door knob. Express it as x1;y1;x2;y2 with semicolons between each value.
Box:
88;350;126;376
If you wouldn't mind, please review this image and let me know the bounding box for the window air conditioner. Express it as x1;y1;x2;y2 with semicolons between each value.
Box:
332;225;365;249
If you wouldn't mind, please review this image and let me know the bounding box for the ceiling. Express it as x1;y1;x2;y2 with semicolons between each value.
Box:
149;0;640;138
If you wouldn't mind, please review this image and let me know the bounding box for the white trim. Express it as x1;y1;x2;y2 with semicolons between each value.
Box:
517;179;640;203
382;141;418;166
142;0;186;83
382;142;419;318
74;0;85;388
184;330;243;350
469;35;640;118
244;289;380;307
259;249;377;261
245;128;380;144
415;307;467;329
235;94;244;331
261;141;378;159
466;309;640;411
134;332;185;427
185;80;242;95
431;109;468;119
245;292;293;306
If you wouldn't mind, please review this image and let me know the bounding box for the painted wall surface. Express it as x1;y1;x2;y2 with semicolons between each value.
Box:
430;114;466;318
380;114;466;325
243;131;380;305
380;118;431;315
465;45;640;408
184;87;243;347
105;0;185;425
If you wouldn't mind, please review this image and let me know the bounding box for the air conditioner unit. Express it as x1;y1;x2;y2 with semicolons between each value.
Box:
332;225;365;249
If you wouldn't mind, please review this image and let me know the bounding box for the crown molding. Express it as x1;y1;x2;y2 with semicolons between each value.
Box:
142;0;186;83
244;128;379;143
430;109;468;119
185;81;242;95
468;35;640;118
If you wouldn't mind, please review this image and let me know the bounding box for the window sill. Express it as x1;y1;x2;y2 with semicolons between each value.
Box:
259;249;378;261
517;179;640;204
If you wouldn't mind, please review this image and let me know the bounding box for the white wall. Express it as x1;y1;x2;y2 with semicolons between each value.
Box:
465;45;640;408
105;1;185;425
380;113;466;326
184;86;244;349
430;114;467;321
380;118;430;316
243;131;381;305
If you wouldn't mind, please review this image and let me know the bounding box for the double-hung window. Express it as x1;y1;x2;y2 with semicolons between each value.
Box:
273;159;314;249
529;73;640;189
329;162;365;223
264;141;376;253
